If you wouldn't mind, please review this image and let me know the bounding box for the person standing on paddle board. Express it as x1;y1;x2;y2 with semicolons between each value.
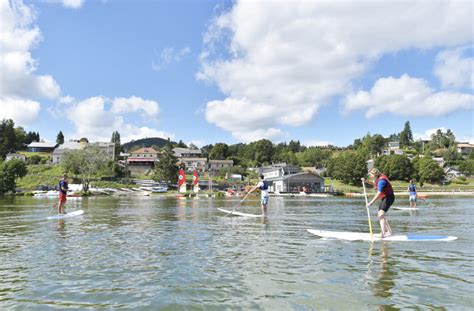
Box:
407;179;417;208
366;168;394;238
57;173;69;215
247;174;269;216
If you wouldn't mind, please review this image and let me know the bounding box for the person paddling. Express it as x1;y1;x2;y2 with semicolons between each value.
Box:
57;173;69;215
247;174;269;216
407;179;417;208
366;168;395;238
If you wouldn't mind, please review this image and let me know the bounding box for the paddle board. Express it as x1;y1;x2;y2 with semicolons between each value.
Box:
47;210;84;220
392;206;420;211
307;229;457;242
217;208;263;218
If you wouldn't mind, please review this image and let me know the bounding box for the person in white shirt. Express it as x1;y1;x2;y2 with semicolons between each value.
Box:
248;174;269;216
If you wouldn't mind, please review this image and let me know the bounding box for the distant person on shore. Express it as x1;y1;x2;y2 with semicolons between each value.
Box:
247;174;269;216
407;179;417;208
366;168;395;238
57;173;69;214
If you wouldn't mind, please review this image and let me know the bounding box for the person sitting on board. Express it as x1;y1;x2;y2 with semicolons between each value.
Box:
247;174;269;216
58;173;69;215
407;179;417;208
366;168;395;238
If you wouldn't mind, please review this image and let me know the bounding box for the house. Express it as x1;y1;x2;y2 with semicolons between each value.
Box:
173;147;202;158
5;153;26;162
27;142;58;153
208;159;234;172
180;157;207;173
52;141;84;164
383;141;404;155
90;142;116;160
259;163;325;193
126;147;159;176
444;167;464;180
432;156;445;167
456;143;474;155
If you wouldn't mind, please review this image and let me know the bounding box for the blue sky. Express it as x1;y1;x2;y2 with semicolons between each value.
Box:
1;0;473;147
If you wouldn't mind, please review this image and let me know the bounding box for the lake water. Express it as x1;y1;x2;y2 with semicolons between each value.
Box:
1;195;473;310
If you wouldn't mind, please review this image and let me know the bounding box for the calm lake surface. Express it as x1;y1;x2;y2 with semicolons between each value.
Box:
1;195;473;310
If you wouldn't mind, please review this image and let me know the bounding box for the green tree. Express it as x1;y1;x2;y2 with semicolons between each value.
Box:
327;150;367;185
297;147;332;168
399;121;413;147
209;143;229;160
414;157;444;183
0;119;17;159
111;131;122;159
0;159;27;194
153;139;178;184
458;160;474;176
61;146;109;191
386;155;413;181
56;131;65;145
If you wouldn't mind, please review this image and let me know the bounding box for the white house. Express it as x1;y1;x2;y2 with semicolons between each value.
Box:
5;153;26;162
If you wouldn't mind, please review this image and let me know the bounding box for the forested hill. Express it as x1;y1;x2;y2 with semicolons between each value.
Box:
122;137;174;151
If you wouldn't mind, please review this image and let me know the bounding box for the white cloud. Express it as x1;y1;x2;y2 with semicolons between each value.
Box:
66;96;172;142
0;97;41;126
0;0;61;100
111;96;160;118
343;74;473;118
434;47;474;89
61;0;84;9
413;127;448;141
414;128;474;144
304;140;334;147
152;47;190;72
199;0;472;142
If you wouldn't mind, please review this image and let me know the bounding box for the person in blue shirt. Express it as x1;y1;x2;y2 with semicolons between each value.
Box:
57;173;69;214
248;174;269;216
367;168;395;238
407;179;417;208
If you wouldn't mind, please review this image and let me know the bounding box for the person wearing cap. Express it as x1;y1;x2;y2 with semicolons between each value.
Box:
407;179;417;208
58;173;69;214
247;174;269;216
366;168;395;238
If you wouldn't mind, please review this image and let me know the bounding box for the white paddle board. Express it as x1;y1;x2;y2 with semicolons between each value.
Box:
47;210;84;219
307;229;457;242
392;206;421;211
217;208;263;218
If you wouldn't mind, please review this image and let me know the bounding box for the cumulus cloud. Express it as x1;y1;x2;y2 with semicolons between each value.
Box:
0;0;61;100
111;96;160;118
199;0;473;142
434;47;474;89
343;74;473;118
66;96;172;142
152;47;190;72
0;97;41;126
304;140;335;148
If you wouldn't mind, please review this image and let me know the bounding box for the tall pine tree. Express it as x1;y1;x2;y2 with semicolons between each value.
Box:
399;121;413;147
56;131;64;145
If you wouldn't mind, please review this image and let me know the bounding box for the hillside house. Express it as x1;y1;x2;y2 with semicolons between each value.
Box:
457;143;474;155
27;142;58;153
208;159;234;172
173;147;202;158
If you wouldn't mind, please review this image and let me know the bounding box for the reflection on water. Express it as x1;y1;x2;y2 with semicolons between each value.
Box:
0;196;473;309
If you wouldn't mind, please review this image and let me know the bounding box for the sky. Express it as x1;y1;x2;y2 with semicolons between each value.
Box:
1;0;473;147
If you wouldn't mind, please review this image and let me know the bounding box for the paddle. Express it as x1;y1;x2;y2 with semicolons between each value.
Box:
229;189;253;216
361;178;373;241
